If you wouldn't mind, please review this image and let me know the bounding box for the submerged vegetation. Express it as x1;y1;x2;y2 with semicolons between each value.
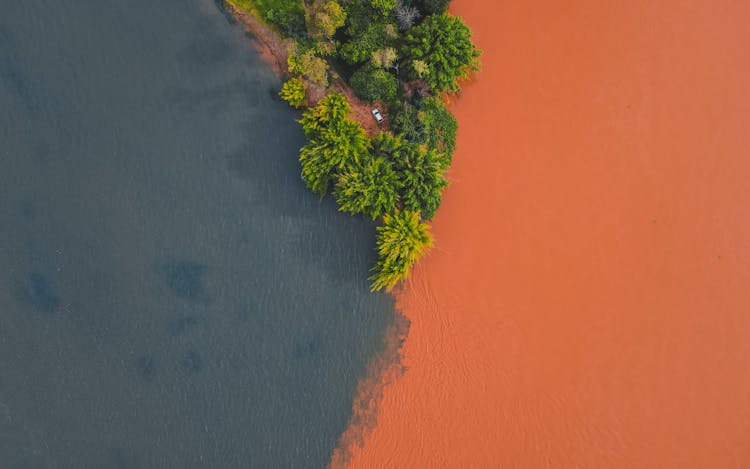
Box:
232;0;479;290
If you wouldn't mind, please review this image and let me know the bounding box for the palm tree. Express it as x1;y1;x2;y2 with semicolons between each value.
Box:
334;155;400;219
299;94;370;195
300;93;350;139
395;143;447;220
370;210;433;291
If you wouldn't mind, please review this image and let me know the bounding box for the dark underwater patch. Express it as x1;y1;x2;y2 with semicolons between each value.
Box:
165;313;203;335
18;272;60;313
293;331;323;359
102;447;137;469
180;349;204;373
164;261;206;300
134;356;156;382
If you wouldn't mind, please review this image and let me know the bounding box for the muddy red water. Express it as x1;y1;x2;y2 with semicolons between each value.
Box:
332;1;750;468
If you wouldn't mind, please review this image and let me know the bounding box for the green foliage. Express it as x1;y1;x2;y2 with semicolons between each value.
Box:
417;97;457;163
371;0;398;15
332;132;409;221
298;94;370;195
392;97;457;163
338;0;398;64
410;59;428;78
370;210;433;291
288;45;329;86
306;0;347;40
229;0;305;37
371;131;408;160
279;78;307;107
350;65;398;102
417;0;450;15
339;22;396;64
299;92;350;138
401;13;480;93
393;143;447;220
390;105;422;143
334;155;400;219
371;47;397;68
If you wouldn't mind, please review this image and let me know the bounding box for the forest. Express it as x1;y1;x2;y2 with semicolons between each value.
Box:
230;0;480;290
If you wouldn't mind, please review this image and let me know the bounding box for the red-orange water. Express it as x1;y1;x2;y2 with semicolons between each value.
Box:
333;0;750;467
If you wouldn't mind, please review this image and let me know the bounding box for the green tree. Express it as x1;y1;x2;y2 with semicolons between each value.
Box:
371;131;407;160
306;0;346;41
339;21;396;64
394;143;447;219
418;97;457;163
298;94;370;195
229;0;305;37
370;210;433;291
410;59;429;78
417;0;450;15
350;64;398;102
288;46;330;86
401;13;480;93
391;97;457;163
279;78;306;107
334;155;400;219
371;0;398;15
299;92;350;139
371;47;398;68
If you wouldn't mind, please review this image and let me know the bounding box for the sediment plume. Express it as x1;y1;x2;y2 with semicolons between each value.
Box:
329;309;410;469
332;0;750;467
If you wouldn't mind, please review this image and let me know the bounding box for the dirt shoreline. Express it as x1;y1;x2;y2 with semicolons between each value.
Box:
225;1;383;135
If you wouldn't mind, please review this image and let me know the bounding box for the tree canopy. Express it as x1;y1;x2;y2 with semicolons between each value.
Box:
393;142;447;220
416;0;450;15
401;13;480;93
299;94;370;195
392;96;457;163
334;155;400;219
370;209;433;291
288;46;330;86
350;64;398;102
279;78;306;107
305;0;346;41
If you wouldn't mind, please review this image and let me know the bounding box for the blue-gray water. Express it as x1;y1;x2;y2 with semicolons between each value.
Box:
0;1;397;467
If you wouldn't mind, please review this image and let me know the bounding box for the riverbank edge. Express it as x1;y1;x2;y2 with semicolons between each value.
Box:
222;2;414;466
224;0;384;135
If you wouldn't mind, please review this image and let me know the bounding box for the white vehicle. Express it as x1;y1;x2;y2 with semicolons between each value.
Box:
371;108;384;124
